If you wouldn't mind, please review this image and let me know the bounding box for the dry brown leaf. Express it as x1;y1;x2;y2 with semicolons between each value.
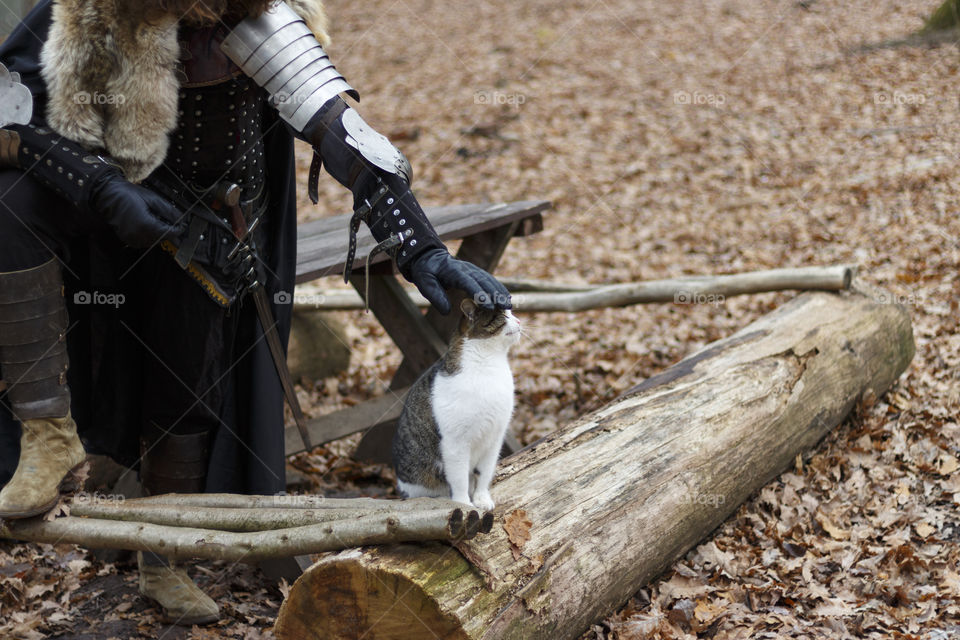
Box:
816;513;850;541
938;455;959;475
693;599;725;625
278;578;291;600
503;509;533;551
42;499;70;522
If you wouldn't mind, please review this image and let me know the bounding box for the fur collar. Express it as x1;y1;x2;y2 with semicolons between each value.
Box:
40;0;330;183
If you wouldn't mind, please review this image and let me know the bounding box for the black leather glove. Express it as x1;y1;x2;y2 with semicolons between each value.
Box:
90;173;185;248
408;248;511;315
8;123;184;248
305;98;511;315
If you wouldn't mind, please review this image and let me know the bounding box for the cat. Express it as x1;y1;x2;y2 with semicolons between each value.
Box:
392;298;520;511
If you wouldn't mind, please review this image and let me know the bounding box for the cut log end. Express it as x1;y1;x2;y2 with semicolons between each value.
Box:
275;545;470;640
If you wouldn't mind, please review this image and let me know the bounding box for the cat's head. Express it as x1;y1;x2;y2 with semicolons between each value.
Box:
459;298;521;349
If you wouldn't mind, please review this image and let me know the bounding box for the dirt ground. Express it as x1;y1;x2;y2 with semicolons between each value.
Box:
3;0;960;638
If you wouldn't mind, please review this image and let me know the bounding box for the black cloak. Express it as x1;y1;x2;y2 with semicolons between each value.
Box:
0;1;296;495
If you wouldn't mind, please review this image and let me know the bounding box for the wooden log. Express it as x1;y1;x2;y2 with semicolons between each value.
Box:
292;265;856;313
0;507;476;562
275;291;914;640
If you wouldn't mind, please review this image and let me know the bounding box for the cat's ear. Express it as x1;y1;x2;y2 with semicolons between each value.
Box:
460;297;478;320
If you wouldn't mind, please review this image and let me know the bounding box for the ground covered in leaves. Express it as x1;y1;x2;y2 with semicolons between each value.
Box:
3;0;960;637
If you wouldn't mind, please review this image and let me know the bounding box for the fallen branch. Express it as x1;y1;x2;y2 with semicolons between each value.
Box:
124;494;471;513
70;502;417;532
70;499;494;534
293;265;856;313
0;507;474;562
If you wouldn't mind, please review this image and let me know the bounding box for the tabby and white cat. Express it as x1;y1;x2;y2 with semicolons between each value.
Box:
392;298;520;510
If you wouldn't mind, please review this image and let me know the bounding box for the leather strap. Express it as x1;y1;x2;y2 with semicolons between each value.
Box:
343;182;389;283
308;151;322;205
306;97;349;204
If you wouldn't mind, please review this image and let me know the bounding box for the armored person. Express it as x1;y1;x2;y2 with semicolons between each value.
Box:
0;0;510;624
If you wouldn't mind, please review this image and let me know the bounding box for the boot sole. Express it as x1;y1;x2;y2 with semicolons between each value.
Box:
0;462;87;519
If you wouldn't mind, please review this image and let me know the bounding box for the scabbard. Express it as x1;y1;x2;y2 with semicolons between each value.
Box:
251;285;313;452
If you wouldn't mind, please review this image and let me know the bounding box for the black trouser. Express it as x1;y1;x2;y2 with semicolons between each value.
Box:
0;169;238;490
0;169;98;270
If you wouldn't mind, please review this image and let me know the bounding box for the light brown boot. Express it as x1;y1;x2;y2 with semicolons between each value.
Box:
0;258;82;519
138;552;220;626
0;412;86;518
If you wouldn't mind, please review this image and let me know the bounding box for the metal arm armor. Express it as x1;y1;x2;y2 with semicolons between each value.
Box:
220;1;412;183
222;1;440;279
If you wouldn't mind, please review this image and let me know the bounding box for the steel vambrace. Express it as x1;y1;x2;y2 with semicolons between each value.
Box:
221;1;444;278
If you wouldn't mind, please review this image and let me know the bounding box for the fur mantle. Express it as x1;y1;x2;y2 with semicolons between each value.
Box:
40;0;330;183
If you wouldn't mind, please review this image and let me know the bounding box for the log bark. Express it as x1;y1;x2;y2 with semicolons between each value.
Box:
293;265;855;313
275;291;914;640
0;507;476;562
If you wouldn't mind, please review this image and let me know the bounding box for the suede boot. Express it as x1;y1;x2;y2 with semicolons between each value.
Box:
0;412;85;518
137;552;220;625
137;428;219;625
0;259;85;518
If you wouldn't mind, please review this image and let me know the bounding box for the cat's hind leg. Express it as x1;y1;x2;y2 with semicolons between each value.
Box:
396;480;447;499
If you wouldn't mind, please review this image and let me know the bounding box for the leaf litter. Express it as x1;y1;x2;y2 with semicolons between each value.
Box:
4;0;960;637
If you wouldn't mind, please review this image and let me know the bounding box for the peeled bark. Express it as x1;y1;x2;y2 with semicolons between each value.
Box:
275;291;914;640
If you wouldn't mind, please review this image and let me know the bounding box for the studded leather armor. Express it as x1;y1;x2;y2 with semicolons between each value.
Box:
142;24;275;306
161;24;268;202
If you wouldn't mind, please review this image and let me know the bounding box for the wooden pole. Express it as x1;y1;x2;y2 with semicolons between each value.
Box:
275;290;914;640
0;507;477;562
292;265;856;313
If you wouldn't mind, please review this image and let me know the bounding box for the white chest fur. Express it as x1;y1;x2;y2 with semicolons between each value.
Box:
427;311;520;509
431;347;514;458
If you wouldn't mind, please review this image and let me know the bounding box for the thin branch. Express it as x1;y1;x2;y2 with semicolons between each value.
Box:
0;507;471;562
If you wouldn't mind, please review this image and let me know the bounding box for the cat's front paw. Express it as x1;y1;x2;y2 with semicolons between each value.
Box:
471;493;495;512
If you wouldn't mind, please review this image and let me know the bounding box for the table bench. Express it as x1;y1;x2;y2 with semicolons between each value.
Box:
284;200;550;461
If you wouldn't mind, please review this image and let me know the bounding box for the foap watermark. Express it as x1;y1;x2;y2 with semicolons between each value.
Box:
674;90;726;106
474;90;527;107
73;91;126;106
270;493;325;508
273;291;327;306
875;291;925;308
874;91;926;106
473;291;520;308
72;491;126;506
271;92;314;108
674;291;725;307
74;291;125;308
677;491;726;508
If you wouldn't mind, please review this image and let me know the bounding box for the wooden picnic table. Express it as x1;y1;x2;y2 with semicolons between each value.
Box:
285;200;550;461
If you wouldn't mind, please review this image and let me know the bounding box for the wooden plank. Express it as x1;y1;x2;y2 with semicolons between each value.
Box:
295;200;550;284
284;389;408;456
